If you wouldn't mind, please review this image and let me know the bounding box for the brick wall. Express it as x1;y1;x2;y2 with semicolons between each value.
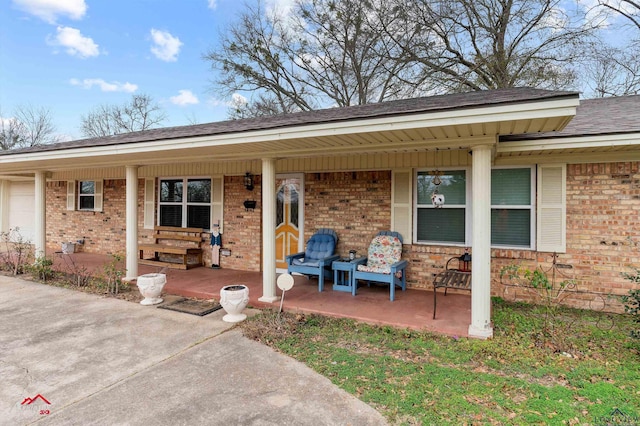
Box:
303;171;392;256
46;180;132;254
491;162;640;312
43;163;640;312
215;175;262;271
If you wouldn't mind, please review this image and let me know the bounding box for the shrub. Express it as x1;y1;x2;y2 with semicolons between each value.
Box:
0;228;34;275
27;255;55;282
101;253;126;294
59;253;93;287
500;261;578;352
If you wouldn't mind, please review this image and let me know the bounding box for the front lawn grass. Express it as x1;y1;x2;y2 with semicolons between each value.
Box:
240;299;640;425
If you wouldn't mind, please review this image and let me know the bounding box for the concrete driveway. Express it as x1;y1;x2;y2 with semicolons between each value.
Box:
0;276;387;425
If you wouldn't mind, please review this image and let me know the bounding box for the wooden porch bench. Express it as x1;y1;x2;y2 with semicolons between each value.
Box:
432;257;472;319
138;226;204;270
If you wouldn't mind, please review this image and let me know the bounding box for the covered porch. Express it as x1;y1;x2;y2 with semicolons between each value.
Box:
51;252;472;337
2;88;582;340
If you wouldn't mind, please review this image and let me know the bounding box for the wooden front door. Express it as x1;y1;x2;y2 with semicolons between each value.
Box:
275;176;303;270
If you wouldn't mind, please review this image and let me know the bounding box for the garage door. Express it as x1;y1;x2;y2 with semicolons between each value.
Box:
8;181;35;242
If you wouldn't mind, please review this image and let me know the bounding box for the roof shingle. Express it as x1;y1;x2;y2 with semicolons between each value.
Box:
2;88;577;155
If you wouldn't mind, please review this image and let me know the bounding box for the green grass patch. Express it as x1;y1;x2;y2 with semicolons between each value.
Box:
240;301;640;425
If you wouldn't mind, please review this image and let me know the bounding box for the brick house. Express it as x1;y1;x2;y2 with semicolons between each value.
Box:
0;88;638;338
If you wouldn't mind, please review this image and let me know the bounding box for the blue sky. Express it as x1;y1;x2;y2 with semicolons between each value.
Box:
0;0;632;141
0;0;281;140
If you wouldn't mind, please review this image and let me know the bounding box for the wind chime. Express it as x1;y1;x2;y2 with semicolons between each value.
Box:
430;170;445;208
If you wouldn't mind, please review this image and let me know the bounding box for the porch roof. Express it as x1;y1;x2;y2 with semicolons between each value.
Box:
497;95;640;165
0;88;579;173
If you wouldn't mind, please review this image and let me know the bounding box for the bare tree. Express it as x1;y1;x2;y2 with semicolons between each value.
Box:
596;0;640;29
205;0;422;117
0;105;60;150
80;94;167;138
582;41;640;97
227;93;299;119
390;0;596;92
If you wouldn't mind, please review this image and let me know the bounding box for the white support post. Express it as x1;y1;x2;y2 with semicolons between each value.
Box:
259;158;279;303
125;165;139;280
469;145;494;339
0;180;9;234
34;172;46;259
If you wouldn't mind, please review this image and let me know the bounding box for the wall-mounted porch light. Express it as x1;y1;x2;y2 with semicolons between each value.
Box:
244;172;254;191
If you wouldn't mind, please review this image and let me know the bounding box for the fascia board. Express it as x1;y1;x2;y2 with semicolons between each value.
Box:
0;98;578;165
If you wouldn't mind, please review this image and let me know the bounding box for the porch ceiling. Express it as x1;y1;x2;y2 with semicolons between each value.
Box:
0;97;578;173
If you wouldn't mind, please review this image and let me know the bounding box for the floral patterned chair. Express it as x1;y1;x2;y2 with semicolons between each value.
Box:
286;228;339;292
351;231;407;301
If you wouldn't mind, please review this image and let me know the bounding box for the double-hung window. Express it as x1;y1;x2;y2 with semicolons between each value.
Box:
67;180;102;212
491;167;534;248
414;167;535;248
159;178;211;229
415;170;468;245
78;181;97;210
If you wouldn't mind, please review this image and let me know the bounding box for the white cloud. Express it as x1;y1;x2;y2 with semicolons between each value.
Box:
70;78;138;93
540;7;569;33
207;0;217;10
49;26;99;58
230;93;248;107
265;0;296;18
170;90;199;106
576;0;636;28
150;29;182;62
12;0;87;23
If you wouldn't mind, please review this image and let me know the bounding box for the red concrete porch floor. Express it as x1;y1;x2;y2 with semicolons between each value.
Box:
51;252;472;338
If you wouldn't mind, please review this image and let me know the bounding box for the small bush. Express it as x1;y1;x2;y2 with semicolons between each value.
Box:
100;253;126;294
27;255;55;282
0;228;34;275
59;254;93;287
500;262;578;352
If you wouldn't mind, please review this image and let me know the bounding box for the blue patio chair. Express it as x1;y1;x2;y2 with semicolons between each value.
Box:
351;231;407;301
286;228;339;292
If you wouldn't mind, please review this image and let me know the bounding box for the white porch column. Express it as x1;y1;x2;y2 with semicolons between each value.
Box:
125;165;139;280
259;158;278;303
469;145;494;339
34;171;46;258
0;180;9;234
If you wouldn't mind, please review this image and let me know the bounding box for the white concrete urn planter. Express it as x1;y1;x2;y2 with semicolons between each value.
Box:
219;284;249;323
137;273;167;305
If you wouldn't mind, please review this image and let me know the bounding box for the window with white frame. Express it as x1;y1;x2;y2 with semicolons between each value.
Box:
414;167;535;248
415;170;468;245
67;180;102;212
159;178;211;229
491;167;535;248
78;181;97;210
